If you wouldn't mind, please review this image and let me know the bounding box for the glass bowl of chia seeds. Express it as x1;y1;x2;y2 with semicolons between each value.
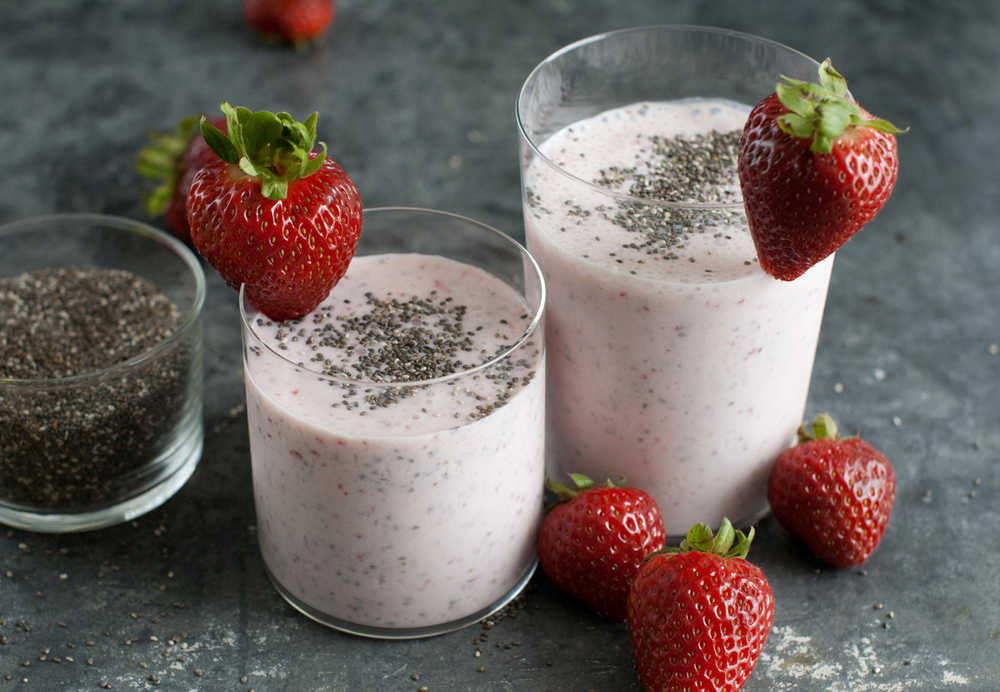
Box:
0;213;205;532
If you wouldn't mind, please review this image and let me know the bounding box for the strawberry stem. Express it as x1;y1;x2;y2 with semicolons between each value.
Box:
544;473;625;503
775;58;908;154
796;413;839;444
199;102;327;201
545;474;594;501
652;518;755;560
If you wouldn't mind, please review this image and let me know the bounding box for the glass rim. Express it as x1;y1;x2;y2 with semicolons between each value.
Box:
239;205;547;389
0;213;206;386
514;23;820;211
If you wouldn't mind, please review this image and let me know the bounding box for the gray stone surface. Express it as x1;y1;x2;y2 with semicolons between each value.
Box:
1;0;998;690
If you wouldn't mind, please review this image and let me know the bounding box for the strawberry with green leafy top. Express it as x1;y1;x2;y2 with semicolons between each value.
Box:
627;519;774;692
738;59;907;280
767;413;896;568
137;115;226;242
537;474;665;620
186;102;361;321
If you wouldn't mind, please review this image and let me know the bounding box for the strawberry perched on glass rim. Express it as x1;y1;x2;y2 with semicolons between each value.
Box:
186;103;362;322
537;473;665;621
737;59;907;280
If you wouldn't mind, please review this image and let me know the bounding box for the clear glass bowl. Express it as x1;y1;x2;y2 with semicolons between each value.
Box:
0;213;205;532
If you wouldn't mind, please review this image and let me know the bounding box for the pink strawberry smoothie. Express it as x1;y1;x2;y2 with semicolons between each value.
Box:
522;99;833;535
242;253;545;633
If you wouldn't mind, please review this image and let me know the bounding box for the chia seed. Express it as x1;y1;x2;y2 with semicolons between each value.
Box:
594;130;746;257
255;285;535;421
0;266;193;509
526;128;747;260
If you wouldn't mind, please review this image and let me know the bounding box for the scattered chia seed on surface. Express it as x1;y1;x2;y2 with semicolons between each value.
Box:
0;266;195;510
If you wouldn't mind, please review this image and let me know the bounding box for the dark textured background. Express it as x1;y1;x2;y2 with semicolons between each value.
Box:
2;1;998;690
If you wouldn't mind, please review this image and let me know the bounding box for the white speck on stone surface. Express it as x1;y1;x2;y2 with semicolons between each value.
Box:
756;626;974;691
988;343;998;355
942;670;970;685
759;625;840;683
874;368;886;381
834;382;845;393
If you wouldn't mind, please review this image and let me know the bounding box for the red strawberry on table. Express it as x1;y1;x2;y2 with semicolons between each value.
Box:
137;115;227;243
738;58;907;280
537;473;665;620
186;102;362;322
628;519;773;692
767;413;896;568
243;0;335;45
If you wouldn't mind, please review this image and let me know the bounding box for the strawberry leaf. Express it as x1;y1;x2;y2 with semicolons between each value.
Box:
304;112;318;142
777;113;815;139
200;118;239;164
239;157;260;178
817;58;848;97
712;519;736;555
680;523;715;552
860;116;910;135
812;100;856;152
244;111;284;161
727;525;754;559
301;142;328;178
775;83;817;118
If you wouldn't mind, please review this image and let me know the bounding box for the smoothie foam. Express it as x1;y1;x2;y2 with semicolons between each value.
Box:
523;100;832;534
243;253;545;631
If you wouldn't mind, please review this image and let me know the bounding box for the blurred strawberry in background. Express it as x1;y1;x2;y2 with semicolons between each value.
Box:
243;0;335;45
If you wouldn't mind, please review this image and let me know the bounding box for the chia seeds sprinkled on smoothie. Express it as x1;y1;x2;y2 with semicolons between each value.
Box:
597;130;741;204
594;130;745;258
524;105;755;270
249;254;538;421
0;266;195;509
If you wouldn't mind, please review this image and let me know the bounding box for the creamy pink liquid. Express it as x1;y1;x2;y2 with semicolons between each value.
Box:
243;253;545;630
522;100;832;534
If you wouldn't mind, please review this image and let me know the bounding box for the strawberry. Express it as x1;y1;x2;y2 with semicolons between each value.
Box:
537;474;665;620
243;0;335;44
137;115;227;243
186;102;362;321
767;413;896;568
737;59;907;280
627;519;774;692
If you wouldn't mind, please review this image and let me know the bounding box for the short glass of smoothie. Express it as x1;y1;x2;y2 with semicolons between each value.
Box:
516;25;833;535
0;213;205;532
240;207;546;639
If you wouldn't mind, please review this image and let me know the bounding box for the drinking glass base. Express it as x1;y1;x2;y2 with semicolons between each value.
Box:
265;559;538;640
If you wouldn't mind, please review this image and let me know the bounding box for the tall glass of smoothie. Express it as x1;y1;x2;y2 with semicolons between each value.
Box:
516;25;833;535
240;207;546;638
